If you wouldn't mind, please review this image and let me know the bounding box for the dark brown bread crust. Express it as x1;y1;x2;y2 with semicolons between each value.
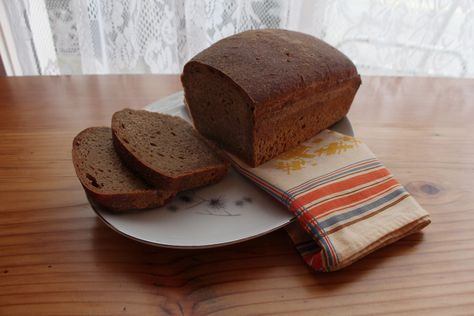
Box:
72;127;175;212
182;29;361;167
111;109;229;191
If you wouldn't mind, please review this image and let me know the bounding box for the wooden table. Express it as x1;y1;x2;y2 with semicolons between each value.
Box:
1;75;473;315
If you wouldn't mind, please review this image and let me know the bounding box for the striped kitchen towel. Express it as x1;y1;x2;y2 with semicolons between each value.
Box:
229;130;431;272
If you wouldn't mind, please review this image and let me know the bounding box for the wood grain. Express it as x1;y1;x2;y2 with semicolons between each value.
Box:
0;75;473;315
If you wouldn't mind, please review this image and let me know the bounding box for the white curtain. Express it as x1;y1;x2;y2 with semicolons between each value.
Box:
2;0;473;77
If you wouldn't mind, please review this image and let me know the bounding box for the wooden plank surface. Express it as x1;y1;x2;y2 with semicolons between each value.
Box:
0;75;473;315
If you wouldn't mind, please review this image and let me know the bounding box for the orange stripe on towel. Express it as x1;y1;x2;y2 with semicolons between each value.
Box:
307;178;399;218
289;168;391;212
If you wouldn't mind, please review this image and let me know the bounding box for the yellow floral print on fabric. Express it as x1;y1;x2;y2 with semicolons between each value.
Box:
315;136;362;157
274;144;316;174
273;135;362;174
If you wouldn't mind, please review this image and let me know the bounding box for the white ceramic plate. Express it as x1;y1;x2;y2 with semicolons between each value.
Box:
91;91;354;248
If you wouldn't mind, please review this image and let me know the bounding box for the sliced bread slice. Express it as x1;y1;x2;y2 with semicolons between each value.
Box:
72;127;175;212
111;109;229;191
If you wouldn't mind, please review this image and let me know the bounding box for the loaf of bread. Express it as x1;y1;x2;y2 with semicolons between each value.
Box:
72;127;176;212
111;109;229;191
181;29;361;167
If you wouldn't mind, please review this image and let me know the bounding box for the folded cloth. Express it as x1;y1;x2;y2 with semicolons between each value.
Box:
229;130;431;272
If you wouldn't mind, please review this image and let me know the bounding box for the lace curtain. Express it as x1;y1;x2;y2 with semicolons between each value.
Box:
2;0;473;77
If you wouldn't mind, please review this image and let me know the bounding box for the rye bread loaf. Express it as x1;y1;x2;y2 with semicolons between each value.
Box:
181;29;361;167
72;127;175;212
111;109;229;191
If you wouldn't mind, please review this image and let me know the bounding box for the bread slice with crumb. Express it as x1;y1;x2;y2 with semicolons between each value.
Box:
72;127;176;212
111;109;229;191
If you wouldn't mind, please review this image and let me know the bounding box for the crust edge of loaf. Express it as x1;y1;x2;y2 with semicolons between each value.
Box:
185;29;360;111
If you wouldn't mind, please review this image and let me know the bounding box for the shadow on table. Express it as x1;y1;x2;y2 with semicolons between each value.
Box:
90;217;425;313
